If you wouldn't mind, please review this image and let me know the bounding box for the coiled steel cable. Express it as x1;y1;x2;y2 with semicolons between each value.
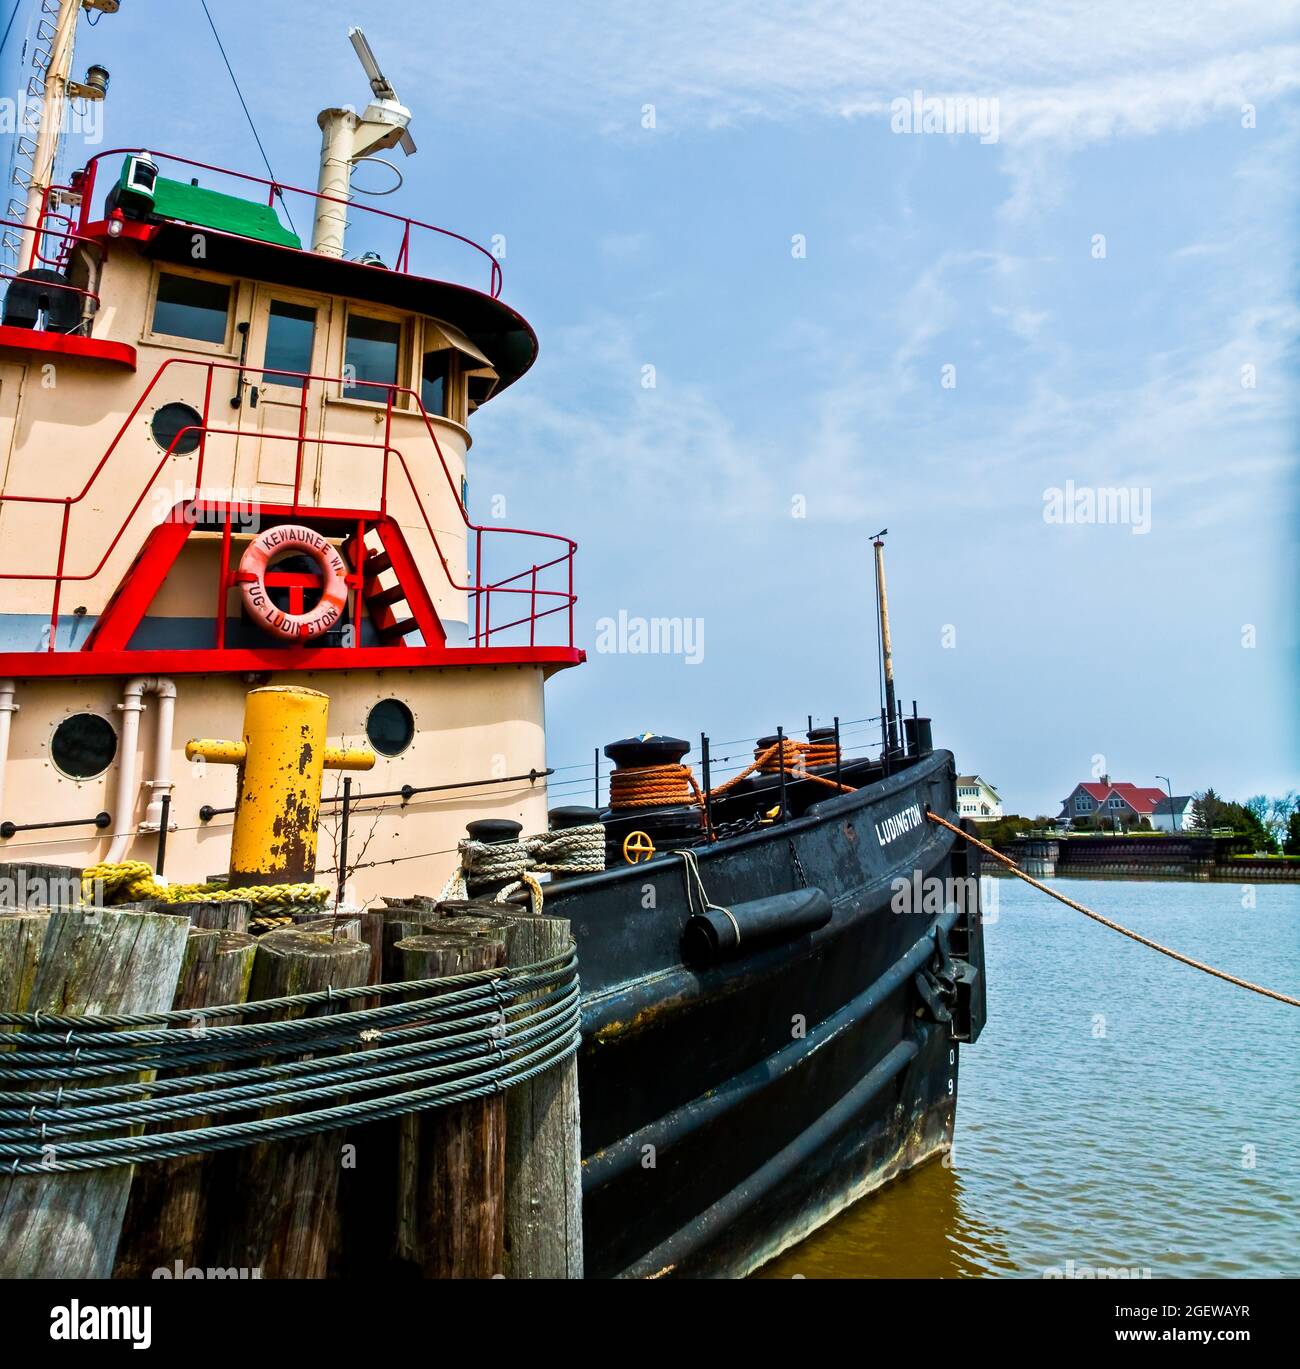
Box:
0;947;581;1174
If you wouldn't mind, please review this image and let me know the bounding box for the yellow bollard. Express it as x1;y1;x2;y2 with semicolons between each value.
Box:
186;686;374;887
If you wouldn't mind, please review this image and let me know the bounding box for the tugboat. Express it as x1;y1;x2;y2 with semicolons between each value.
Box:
0;3;986;1278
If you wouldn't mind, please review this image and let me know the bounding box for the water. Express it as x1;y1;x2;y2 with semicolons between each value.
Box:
759;878;1300;1278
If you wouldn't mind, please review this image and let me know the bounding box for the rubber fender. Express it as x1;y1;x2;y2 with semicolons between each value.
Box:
681;886;832;967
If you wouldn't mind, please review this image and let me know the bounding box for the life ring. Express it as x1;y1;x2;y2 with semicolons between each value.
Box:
235;524;349;641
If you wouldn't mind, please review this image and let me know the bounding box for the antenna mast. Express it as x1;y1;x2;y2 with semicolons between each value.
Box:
22;0;81;240
313;27;417;257
17;0;115;264
872;530;899;758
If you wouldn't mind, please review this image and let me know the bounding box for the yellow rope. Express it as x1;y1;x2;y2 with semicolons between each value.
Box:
81;861;328;909
926;811;1300;1009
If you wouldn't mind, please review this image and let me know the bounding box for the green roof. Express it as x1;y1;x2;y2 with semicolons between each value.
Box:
150;174;301;250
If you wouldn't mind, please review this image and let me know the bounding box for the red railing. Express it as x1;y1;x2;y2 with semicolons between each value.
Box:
0;356;575;652
0;210;106;324
66;149;504;298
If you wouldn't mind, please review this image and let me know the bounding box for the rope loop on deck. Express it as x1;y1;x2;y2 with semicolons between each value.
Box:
437;822;606;910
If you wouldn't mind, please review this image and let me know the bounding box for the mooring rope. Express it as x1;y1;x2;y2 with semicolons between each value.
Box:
926;811;1300;1008
609;739;855;812
0;948;582;1173
437;823;606;912
81;860;328;909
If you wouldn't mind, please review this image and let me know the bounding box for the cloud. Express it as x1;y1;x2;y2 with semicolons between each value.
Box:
345;1;1300;145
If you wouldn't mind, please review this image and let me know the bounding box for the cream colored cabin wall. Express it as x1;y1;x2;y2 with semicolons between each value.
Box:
0;362;28;487
0;248;473;628
0;666;549;903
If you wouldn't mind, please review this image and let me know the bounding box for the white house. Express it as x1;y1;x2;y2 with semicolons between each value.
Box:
1150;795;1194;832
956;775;1003;821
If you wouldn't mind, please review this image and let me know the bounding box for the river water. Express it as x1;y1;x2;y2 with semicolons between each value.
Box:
759;877;1300;1279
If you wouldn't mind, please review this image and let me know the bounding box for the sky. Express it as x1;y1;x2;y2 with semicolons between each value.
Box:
3;0;1297;815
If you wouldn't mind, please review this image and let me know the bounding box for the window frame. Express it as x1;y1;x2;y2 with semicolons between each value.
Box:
142;265;239;356
258;294;324;392
338;304;409;408
417;320;471;424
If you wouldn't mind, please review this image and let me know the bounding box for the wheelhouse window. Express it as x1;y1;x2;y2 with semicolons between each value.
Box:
420;348;452;416
262;300;317;389
343;313;401;401
152;272;231;345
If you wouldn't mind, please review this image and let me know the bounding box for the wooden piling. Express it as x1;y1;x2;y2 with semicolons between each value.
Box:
0;907;190;1279
113;929;257;1279
355;909;384;985
292;913;361;939
212;930;371;1279
0;862;83;910
330;912;429;1276
168;899;253;934
495;911;584;1279
380;908;440;981
0;911;50;1029
394;931;508;1278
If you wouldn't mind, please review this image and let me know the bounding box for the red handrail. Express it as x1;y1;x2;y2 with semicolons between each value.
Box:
0;355;574;650
0;209;106;323
75;149;504;298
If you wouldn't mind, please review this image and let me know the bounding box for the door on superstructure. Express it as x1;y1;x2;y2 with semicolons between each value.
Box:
236;286;333;506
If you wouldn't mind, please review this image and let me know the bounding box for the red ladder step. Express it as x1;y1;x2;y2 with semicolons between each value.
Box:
364;581;407;610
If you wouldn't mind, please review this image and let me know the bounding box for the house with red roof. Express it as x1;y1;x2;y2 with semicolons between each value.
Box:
1059;776;1171;829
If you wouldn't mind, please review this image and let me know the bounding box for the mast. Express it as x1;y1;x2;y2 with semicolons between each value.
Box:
19;0;115;266
311;28;416;257
872;531;899;757
21;0;82;242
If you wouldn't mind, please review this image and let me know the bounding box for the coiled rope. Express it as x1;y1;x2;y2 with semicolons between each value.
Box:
927;811;1300;1008
0;949;581;1173
609;738;855;812
438;823;606;913
81;860;328;910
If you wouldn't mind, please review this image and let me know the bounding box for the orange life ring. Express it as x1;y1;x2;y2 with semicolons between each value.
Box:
235;524;349;641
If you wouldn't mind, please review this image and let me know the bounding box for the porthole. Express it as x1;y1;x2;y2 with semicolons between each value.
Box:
151;401;204;456
51;712;118;779
365;698;414;757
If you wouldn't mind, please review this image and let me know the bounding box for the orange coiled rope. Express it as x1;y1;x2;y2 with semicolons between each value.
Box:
608;739;854;812
755;738;842;773
757;737;806;775
608;764;705;810
802;740;841;769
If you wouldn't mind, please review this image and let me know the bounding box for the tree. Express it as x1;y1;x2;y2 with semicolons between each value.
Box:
1285;810;1300;857
1190;789;1226;831
1190;789;1276;851
1221;801;1275;853
1268;792;1299;847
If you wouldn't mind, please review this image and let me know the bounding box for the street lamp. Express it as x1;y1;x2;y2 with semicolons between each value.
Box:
1156;774;1174;832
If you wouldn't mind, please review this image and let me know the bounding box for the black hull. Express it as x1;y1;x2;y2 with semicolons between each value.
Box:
541;748;987;1278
